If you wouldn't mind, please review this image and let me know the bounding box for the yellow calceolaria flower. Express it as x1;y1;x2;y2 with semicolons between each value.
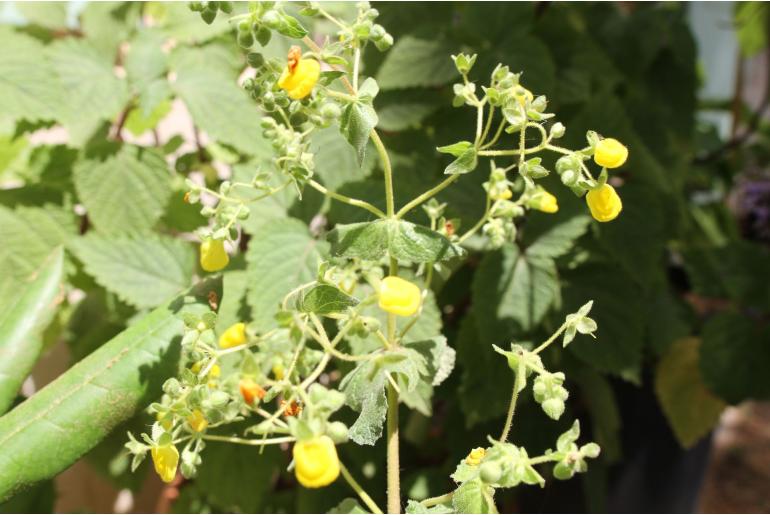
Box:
272;362;285;380
293;435;340;488
187;409;208;433
593;138;628;169
465;447;486;466
515;87;533;108
586;183;623;222
378;276;421;317
278;46;320;100
200;239;229;272
151;444;179;483
218;322;247;349
490;188;513;201
531;190;559;214
191;362;220;378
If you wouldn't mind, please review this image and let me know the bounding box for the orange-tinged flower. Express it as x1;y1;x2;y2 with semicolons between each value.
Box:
293;435;340;488
239;378;266;405
278;47;320;100
586;183;622;222
378;276;421;317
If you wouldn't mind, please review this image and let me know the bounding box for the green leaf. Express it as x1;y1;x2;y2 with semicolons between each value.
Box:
0;28;63;129
17;2;68;29
0;248;63;415
443;146;477;175
524;215;591;259
472;244;559;343
124;99;172;137
275;12;308;39
399;337;456;416
436;141;473;157
329;498;370;514
376;36;457;90
0;280;217;502
341;348;427;445
125;29;168;91
328;219;465;264
173;61;269;155
74;145;173;235
700;311;770;404
47;38;129;144
71;233;195;309
735;2;768;57
405;499;453;514
340;101;378;166
245;218;328;331
311;127;374;191
452;479;493;514
655;338;726;448
296;284;359;315
0;204;75;301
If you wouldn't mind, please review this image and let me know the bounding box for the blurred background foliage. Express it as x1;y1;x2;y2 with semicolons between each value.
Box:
0;1;769;513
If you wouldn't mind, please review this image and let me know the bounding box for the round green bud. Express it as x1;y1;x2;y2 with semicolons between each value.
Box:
219;1;233;13
189;1;203;11
201;8;217;24
327;421;349;444
237;30;254;48
553;461;574;481
374;33;393;51
320;102;341;120
541;398;565;420
479;462;502;484
370;24;386;41
256;26;272;46
261;10;281;29
247;52;265;68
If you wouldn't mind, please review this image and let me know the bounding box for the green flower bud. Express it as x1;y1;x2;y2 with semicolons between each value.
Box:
370;24;386;41
219;1;233;13
237;29;254;48
374;33;393;51
189;1;203;12
247;52;265;68
480;462;502;484
256;26;272;46
200;8;217;24
261;10;281;29
550;122;565;139
553;461;573;480
320;102;341;120
541;398;565;420
326;421;349;444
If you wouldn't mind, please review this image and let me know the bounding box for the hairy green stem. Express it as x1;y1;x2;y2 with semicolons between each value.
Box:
307;179;386;218
340;462;384;514
372;130;395;217
532;319;570;354
201;434;294;446
499;362;525;442
422;492;454;508
396;175;459;219
386;382;400;514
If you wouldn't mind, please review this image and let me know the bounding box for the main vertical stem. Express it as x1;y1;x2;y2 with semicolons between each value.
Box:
374;126;400;513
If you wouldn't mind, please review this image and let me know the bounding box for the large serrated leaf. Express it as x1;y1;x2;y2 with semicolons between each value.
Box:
245;218;328;331
376;36;457;90
471;244;559;343
328;219;464;264
0;248;64;415
74;145;172;235
47;38;129;144
71;233;195;309
0;279;218;501
173;61;269;155
0;28;63;128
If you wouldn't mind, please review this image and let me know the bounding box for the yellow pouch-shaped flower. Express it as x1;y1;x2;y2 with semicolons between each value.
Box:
278;56;320;100
465;447;486;466
586;184;622;222
594;138;628;168
200;239;229;272
293;435;340;488
529;190;559;213
187;409;208;433
151;444;179;483
219;322;246;349
378;276;421;317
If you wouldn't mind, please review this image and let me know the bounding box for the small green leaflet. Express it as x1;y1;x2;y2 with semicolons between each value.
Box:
328;219;465;264
295;284;359;315
437;140;478;175
340;101;378;166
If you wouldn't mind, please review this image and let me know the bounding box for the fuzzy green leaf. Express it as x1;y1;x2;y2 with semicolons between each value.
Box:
376;36;457;90
245;218;328;331
71;233;195;309
0;248;64;415
296;284;359;315
452;479;493;514
328;219;464;264
74;145;173;235
0;280;217;502
340;101;378;166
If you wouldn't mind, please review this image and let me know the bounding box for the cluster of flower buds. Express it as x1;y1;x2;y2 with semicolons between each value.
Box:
189;1;233;25
325;1;393;50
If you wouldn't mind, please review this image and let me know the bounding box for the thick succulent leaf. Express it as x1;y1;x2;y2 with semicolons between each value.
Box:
0;248;64;415
0;279;219;501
